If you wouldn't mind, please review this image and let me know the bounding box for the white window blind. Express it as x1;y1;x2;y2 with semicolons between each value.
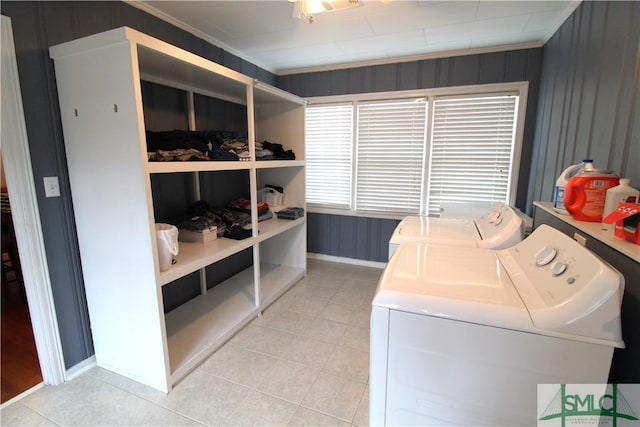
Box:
427;95;518;216
355;100;427;213
305;104;353;207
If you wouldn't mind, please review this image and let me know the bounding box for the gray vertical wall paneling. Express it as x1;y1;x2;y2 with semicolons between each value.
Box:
561;4;588;168
347;68;363;94
572;2;600;164
529;1;640;208
374;63;398;92
338;215;357;257
354;218;370;260
556;15;579;170
194;93;247;132
330;69;350;95
624;40;640;180
548;12;575;189
450;55;480;86
516;49;542;214
590;3;625;167
398;61;420;91
528;26;565;206
73;1;115;37
141;81;189;131
479;52;505;85
0;0;278;367
39;2;95;366
307;213;399;262
419;59;437;89
606;3;639;178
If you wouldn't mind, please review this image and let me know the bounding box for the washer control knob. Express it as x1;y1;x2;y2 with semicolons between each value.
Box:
488;211;499;223
494;216;503;225
551;261;567;276
536;247;557;266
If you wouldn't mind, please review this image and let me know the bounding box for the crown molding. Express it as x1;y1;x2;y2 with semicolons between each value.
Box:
276;41;544;76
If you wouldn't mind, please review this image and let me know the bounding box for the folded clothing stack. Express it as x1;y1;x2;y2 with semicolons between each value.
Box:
147;130;212;161
146;130;251;162
172;200;253;241
226;198;272;222
258;141;295;160
146;131;295;162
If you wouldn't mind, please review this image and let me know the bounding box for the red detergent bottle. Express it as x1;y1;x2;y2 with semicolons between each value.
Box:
564;162;619;222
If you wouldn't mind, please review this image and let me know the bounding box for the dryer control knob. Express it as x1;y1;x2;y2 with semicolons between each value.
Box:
536;247;557;266
551;261;567;276
494;216;503;225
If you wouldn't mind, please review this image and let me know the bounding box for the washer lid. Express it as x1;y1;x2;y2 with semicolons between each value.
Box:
391;216;480;246
374;243;532;331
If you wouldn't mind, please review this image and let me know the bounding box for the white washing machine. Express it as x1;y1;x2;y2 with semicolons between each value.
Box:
371;224;625;426
388;203;526;258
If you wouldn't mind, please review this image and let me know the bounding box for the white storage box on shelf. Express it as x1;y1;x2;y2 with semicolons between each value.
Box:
178;227;218;244
50;27;306;393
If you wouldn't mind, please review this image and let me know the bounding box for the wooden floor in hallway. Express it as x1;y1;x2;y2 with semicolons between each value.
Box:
1;274;42;404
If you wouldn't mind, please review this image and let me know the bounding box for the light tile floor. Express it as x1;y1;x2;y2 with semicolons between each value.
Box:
0;259;382;427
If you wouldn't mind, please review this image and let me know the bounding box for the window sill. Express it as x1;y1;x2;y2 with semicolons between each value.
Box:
306;206;407;221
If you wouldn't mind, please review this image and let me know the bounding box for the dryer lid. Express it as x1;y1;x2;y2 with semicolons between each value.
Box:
373;243;532;331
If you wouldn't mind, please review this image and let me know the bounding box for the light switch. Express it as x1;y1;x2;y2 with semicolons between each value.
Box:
43;176;60;198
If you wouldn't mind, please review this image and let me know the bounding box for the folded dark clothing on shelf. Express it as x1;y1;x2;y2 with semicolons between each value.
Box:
216;222;227;237
187;201;218;220
224;225;252;240
148;149;210;162
146;129;257;162
172;200;257;239
260;141;296;160
221;209;251;228
203;130;248;149
276;207;305;220
174;201;223;231
210;149;239;161
175;215;219;232
146;130;210;154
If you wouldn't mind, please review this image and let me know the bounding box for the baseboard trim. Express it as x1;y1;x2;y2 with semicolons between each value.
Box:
65;355;96;381
307;252;386;269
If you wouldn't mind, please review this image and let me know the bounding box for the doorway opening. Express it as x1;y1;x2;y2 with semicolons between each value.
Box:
1;158;43;403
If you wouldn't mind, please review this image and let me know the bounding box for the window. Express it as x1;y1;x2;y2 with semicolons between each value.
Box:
426;95;518;216
355;100;427;213
305;83;527;218
305;103;353;207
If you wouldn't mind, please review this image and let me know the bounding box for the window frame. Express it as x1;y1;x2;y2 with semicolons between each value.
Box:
305;82;529;220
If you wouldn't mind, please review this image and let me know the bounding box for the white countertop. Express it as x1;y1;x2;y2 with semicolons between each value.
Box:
534;201;640;263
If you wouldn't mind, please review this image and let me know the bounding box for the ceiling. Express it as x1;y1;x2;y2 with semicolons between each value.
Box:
130;0;581;75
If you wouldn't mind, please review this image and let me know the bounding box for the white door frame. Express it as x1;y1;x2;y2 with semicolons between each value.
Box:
1;15;66;386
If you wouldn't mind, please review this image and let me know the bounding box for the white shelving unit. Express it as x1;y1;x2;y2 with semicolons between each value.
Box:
50;27;306;393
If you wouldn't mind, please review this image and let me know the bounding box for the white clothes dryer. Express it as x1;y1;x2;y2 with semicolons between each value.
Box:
371;224;625;426
388;202;525;258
